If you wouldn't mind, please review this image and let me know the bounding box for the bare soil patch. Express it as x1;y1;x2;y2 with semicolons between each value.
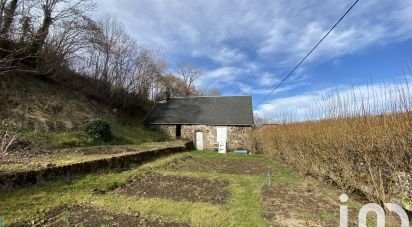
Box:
261;184;357;227
115;173;229;204
261;183;406;227
22;204;188;227
167;155;271;175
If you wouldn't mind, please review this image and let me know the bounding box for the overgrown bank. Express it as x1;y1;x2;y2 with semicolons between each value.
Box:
254;113;412;209
0;74;166;150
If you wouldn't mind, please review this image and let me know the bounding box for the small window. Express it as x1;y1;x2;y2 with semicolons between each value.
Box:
176;125;182;138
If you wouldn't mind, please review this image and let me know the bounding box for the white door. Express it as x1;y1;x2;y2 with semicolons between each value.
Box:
195;131;203;150
216;126;227;153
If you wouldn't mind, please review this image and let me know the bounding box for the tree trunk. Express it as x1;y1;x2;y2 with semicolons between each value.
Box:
0;0;18;39
29;8;52;67
19;16;31;43
0;0;8;28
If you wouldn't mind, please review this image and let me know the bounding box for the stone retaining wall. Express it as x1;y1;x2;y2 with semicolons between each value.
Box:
0;142;192;191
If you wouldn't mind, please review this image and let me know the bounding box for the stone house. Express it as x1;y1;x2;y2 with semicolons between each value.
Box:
144;96;254;151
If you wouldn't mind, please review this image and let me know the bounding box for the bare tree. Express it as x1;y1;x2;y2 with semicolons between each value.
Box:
30;0;94;59
19;15;32;43
81;17;133;83
176;61;202;96
38;16;92;73
199;87;221;96
0;0;7;26
0;0;173;110
156;74;188;100
0;0;18;38
0;45;36;75
74;16;166;105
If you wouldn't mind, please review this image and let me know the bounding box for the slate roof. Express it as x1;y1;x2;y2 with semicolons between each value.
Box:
144;96;254;126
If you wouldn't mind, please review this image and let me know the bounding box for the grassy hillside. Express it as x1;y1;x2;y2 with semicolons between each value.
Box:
0;74;165;149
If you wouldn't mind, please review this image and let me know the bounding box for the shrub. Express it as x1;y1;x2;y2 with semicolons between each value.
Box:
0;130;18;160
85;120;112;142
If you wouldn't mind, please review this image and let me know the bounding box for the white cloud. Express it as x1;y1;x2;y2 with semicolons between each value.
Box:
199;66;248;89
237;83;272;95
210;47;247;65
96;0;412;100
97;0;412;62
192;47;247;65
258;72;279;86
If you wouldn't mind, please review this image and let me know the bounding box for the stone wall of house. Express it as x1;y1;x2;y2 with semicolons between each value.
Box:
148;124;252;151
227;126;252;150
149;125;176;138
181;125;216;149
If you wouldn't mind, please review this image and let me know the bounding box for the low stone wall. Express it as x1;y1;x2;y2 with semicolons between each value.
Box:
0;142;192;191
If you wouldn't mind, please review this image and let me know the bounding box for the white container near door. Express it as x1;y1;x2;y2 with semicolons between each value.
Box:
216;126;228;153
195;131;204;150
218;142;226;154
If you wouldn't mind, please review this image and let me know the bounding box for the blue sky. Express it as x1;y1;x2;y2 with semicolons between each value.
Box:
97;0;412;119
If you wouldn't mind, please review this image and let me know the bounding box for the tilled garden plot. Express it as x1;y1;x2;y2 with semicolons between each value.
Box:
167;155;272;175
261;184;356;227
115;173;229;204
24;204;188;227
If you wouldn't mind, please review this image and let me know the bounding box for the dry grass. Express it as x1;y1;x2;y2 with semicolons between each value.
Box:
254;78;412;207
0;74;167;149
0;130;18;160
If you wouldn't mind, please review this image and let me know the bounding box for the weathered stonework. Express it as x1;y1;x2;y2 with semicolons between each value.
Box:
149;125;252;151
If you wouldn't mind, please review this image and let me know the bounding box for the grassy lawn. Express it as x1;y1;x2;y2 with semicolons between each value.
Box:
0;151;364;226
